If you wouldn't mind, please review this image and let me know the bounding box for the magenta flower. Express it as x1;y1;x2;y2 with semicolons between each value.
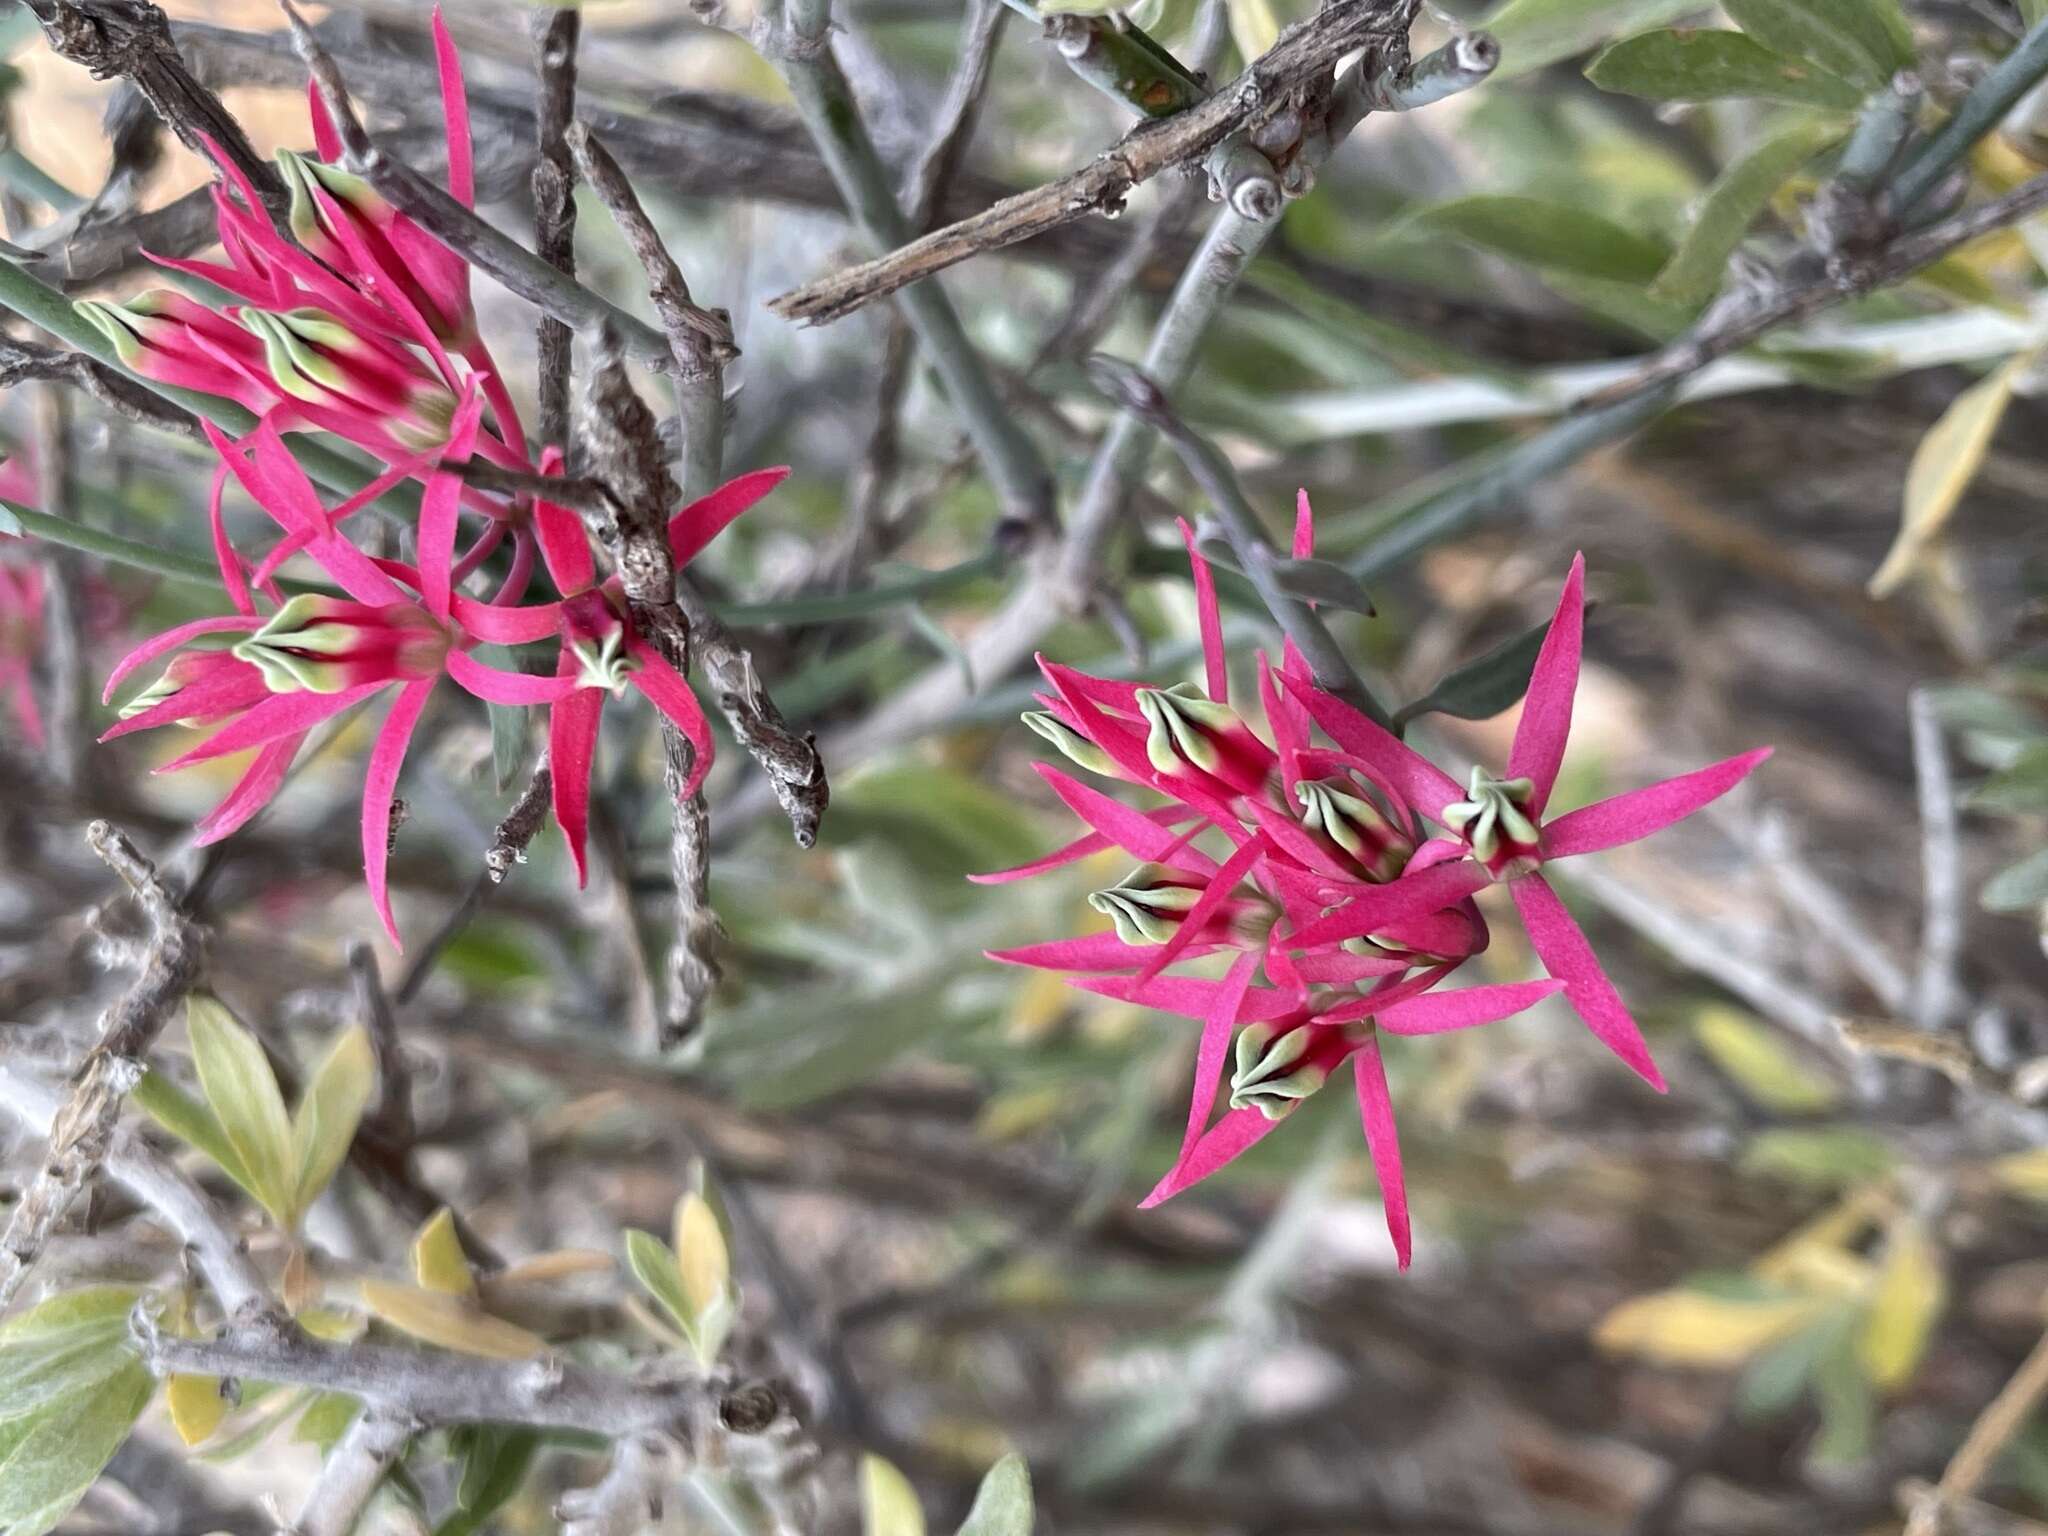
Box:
1279;556;1771;1091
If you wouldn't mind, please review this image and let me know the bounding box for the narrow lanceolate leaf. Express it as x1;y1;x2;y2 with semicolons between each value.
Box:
1652;119;1847;306
955;1454;1034;1536
291;1023;376;1219
1587;31;1864;109
1870;357;2026;597
861;1454;926;1536
1594;1288;1832;1366
1263;556;1376;614
1693;1005;1841;1113
130;1071;260;1206
624;1230;694;1339
1722;0;1912;90
186;995;298;1226
357;1279;544;1360
1404;195;1671;283
412;1208;476;1298
1857;1220;1945;1390
1392;612;1563;730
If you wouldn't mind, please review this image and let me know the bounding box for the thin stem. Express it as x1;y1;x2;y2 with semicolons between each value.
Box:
1910;687;1962;1032
1891;15;2048;210
531;2;582;453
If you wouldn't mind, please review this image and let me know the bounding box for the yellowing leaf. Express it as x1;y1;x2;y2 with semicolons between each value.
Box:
1858;1222;1946;1390
167;1374;226;1446
357;1279;543;1360
1226;0;1279;60
861;1454;925;1536
1871;357;2026;597
412;1208;475;1298
1693;1005;1841;1113
291;1023;375;1216
489;1249;614;1287
1595;1289;1831;1366
1754;1190;1887;1296
187;995;297;1227
975;1087;1067;1141
673;1193;728;1321
1994;1147;2048;1201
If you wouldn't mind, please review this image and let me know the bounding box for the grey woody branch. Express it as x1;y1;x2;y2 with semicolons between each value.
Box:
0;823;202;1308
531;2;583;453
766;0;1416;326
0;334;200;440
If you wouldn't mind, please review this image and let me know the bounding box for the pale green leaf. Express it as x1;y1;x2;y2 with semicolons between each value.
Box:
1486;0;1699;79
1857;1221;1945;1390
955;1454;1033;1536
290;1392;361;1450
1694;1004;1841;1113
861;1455;926;1536
129;1071;260;1204
1403;195;1670;282
356;1280;544;1360
291;1023;375;1217
1972;746;2048;814
1225;0;1278;60
1595;1287;1832;1365
673;1193;729;1324
1723;0;1912;89
624;1230;694;1338
412;1208;476;1298
1870;357;2025;597
186;995;297;1226
1587;30;1865;108
1653;119;1847;305
0;1289;154;1533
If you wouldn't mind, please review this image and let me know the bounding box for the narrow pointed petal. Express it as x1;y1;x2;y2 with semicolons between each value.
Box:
1137;832;1270;982
627;641;715;799
445;648;576;705
1377;978;1565;1036
1177;517;1227;704
668;466;791;568
1506;553;1584;813
1285;858;1490;951
1071;972;1299;1025
1351;1043;1410;1269
985;932;1174;972
1034;763;1219;877
532;447;595;593
1258;653;1309;797
193;738;300;846
1178;951;1260;1163
103;616;261;702
205;459;254;617
1291;675;1464;822
158;682;383;771
417;385;485;618
968;807;1198;885
1293;489;1315;559
363;679;437;949
1511;872;1666;1091
1542;749;1773;859
1290;949;1410;984
100;665;269;743
549;672;603;888
308;80;342;159
451;593;564;645
431;8;475;207
1139;1105;1282;1207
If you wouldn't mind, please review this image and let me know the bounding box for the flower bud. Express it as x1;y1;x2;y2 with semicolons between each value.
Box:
277;149;467;343
238;308;457;450
1087;869;1205;946
232;594;449;695
1295;776;1414;883
76;292;276;414
119;652;261;728
1442;767;1543;878
1021;710;1118;779
1135;683;1270;795
1229;1020;1346;1118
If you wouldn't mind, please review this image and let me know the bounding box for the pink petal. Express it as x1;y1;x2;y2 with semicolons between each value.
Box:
1293;488;1315;559
1541;749;1773;859
627;640;715;799
1351;1043;1410;1269
491;527;536;605
1258;653;1309;796
1290;949;1410;984
205;459;254;617
1290;675;1463;822
309;80;342;159
1071;972;1299;1025
158;682;384;771
1376;978;1564;1036
1506;553;1584;814
103;615;262;702
1037;661;1244;831
532;447;595;593
1284;858;1490;951
668;467;791;568
193;738;301;846
1510;872;1666;1091
1175;950;1260;1166
450;519;508;586
1177;517;1227;704
417;384;486;617
985;932;1176;972
452;593;563;645
445;648;576;705
432;8;475;208
549;670;603;888
1138;1105;1282;1208
1034;764;1220;878
362;678;437;949
1136;831;1270;982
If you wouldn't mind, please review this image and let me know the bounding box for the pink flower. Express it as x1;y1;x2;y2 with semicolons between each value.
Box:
1280;556;1771;1091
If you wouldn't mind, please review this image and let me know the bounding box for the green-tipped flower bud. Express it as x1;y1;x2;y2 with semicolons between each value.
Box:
233;594;448;695
1087;869;1204;946
1442;767;1542;877
1296;776;1414;883
1135;683;1268;794
1021;710;1117;778
1229;1022;1333;1119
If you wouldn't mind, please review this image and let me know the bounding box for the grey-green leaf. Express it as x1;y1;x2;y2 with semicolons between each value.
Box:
1983;848;2048;912
1587;30;1865;109
1392;612;1564;731
1969;745;2048;815
1263;556;1375;614
291;1023;376;1217
0;1288;155;1535
1403;195;1671;283
1723;0;1913;90
1652;119;1848;306
130;1070;262;1208
1485;0;1700;79
955;1454;1033;1536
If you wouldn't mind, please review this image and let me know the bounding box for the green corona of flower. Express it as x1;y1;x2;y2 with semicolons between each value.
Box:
1021;710;1116;778
1087;871;1204;946
1228;1022;1332;1119
1442;768;1542;874
1296;777;1414;882
568;624;636;696
1136;683;1242;779
232;594;449;695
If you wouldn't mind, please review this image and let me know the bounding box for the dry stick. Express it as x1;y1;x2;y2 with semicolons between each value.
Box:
294;1409;419;1536
276;0;675;375
24;0;284;216
903;0;1010;230
0;823;202;1308
765;0;1413;326
571;126;828;851
1904;1325;2048;1536
532;2;582;453
1910;686;1963;1033
760;0;1053;529
0;334;200;439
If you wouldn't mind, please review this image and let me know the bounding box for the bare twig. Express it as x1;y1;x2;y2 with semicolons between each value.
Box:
1910;688;1963;1032
293;1409;418;1536
1904;1324;2048;1536
348;944;413;1148
0;334;201;439
532;2;582;453
766;0;1416;325
0;823;202;1308
904;0;1008;230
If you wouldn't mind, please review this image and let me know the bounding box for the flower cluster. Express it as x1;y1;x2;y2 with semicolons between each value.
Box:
977;498;1769;1266
92;10;787;948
